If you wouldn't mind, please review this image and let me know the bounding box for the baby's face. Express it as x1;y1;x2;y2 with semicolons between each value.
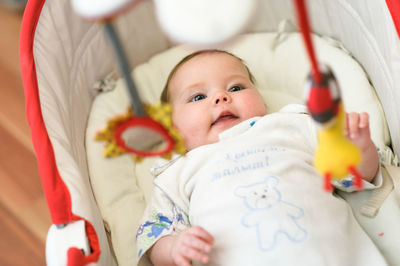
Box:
169;52;266;150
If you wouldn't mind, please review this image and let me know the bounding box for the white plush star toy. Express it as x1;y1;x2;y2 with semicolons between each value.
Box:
72;0;258;45
154;0;258;46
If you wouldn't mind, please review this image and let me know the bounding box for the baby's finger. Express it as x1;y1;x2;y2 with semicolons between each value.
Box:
344;113;349;136
347;112;360;138
174;253;192;266
181;244;210;264
188;226;214;244
183;234;212;253
359;112;369;128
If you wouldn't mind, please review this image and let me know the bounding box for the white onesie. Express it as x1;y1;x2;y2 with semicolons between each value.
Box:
136;104;387;266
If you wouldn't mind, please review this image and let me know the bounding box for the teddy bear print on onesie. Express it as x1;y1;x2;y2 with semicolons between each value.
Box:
234;176;307;251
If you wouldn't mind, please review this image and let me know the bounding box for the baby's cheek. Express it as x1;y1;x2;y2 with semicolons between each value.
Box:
243;92;267;117
178;124;203;150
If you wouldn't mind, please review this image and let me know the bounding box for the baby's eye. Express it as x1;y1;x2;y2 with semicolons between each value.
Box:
191;94;206;102
229;85;244;92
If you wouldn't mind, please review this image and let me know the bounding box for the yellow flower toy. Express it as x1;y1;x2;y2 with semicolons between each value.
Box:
95;102;186;162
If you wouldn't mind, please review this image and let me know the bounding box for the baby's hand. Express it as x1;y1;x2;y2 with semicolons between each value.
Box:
345;112;379;181
170;226;214;266
345;112;372;152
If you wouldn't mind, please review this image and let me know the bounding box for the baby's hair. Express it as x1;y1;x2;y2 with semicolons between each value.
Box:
160;49;256;103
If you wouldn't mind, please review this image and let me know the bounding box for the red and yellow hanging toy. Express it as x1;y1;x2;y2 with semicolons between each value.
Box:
294;0;363;191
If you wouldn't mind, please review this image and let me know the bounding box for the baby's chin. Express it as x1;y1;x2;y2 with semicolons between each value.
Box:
185;120;244;151
185;134;220;151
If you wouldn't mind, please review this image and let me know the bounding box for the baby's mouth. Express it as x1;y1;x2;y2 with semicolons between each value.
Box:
211;112;239;127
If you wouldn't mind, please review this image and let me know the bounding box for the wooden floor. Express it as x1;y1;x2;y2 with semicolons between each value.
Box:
0;5;51;265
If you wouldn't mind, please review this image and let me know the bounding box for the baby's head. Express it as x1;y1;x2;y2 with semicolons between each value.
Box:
162;50;266;150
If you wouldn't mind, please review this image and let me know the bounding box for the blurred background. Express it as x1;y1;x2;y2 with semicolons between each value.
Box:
0;1;51;265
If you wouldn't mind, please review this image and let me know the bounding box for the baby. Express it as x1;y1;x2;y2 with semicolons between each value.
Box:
136;50;386;266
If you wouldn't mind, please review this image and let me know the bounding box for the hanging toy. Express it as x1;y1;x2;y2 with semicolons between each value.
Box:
305;67;363;191
294;0;363;191
94;104;186;162
153;0;258;46
72;0;186;161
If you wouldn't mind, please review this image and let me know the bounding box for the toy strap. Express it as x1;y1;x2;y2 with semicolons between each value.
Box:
360;164;400;217
293;0;322;84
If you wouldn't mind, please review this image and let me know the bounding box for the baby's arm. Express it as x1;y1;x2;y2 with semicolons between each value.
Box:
345;112;379;182
148;226;214;266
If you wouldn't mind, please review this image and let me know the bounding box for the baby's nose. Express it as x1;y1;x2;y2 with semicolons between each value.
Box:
214;91;232;105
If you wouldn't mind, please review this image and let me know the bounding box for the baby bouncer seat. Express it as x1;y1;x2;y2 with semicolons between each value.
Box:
20;0;400;265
